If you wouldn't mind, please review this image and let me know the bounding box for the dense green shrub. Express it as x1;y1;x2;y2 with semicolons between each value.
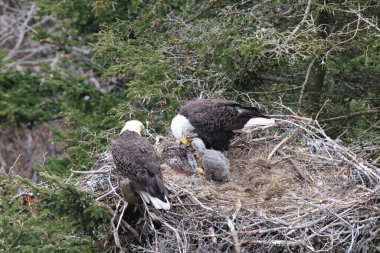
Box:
0;68;126;170
1;1;378;251
0;68;123;251
88;0;379;145
0;69;118;126
0;71;60;127
0;173;108;252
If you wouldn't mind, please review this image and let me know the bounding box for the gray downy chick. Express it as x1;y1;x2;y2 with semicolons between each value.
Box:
191;138;230;182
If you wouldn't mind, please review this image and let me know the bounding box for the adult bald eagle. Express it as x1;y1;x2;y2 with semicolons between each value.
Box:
111;120;170;210
171;99;273;151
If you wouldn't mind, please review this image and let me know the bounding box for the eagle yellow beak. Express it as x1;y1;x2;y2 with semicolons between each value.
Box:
196;167;205;175
181;131;189;145
141;124;145;132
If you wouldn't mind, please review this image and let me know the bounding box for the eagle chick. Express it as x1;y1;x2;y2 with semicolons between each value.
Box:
191;138;230;182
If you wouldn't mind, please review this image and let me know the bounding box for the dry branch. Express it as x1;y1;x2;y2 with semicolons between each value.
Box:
285;0;313;43
226;216;241;253
319;108;380;123
277;149;312;183
97;201;141;243
7;153;22;178
297;56;317;113
267;130;298;161
76;116;380;253
3;3;36;61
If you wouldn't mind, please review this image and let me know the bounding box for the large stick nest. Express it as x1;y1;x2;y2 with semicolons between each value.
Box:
76;116;380;253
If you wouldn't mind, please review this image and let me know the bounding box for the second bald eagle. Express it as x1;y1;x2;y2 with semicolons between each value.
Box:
171;99;273;151
111;120;170;210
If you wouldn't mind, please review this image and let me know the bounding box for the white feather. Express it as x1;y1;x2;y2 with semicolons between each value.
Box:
149;196;171;210
170;114;194;141
243;118;276;128
121;120;143;134
137;191;171;210
138;191;151;203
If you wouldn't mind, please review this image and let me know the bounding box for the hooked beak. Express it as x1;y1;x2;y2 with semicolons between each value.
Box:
196;167;205;175
181;131;189;145
141;125;150;136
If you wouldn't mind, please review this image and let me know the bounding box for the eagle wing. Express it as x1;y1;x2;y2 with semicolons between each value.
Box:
180;99;240;131
111;131;167;201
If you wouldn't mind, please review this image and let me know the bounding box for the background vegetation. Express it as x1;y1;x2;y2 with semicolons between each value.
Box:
0;0;379;251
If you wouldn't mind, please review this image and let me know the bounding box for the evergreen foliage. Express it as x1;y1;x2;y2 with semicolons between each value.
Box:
0;68;123;251
1;0;379;251
0;68;125;170
88;0;379;142
0;71;60;127
0;69;97;126
0;173;108;252
34;0;135;45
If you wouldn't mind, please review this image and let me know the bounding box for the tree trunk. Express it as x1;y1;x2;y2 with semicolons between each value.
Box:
299;3;330;116
300;56;326;116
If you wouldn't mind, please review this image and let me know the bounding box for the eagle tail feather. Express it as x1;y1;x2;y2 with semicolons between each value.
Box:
237;106;270;118
138;191;151;203
138;191;171;210
243;118;276;128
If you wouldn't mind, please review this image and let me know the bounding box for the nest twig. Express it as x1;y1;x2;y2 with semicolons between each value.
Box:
75;116;380;253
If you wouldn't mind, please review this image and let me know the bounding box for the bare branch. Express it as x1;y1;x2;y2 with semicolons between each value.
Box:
3;3;36;61
226;216;241;253
319;108;380;123
277;149;313;183
297;56;317;113
284;0;313;43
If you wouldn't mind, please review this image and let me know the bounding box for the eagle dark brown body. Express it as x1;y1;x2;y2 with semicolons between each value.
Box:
111;130;168;204
179;99;268;151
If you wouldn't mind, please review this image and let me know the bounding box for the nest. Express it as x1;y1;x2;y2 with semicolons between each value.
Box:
75;116;380;253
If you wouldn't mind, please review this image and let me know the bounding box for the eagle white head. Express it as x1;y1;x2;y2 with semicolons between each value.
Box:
170;114;194;144
121;120;145;135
